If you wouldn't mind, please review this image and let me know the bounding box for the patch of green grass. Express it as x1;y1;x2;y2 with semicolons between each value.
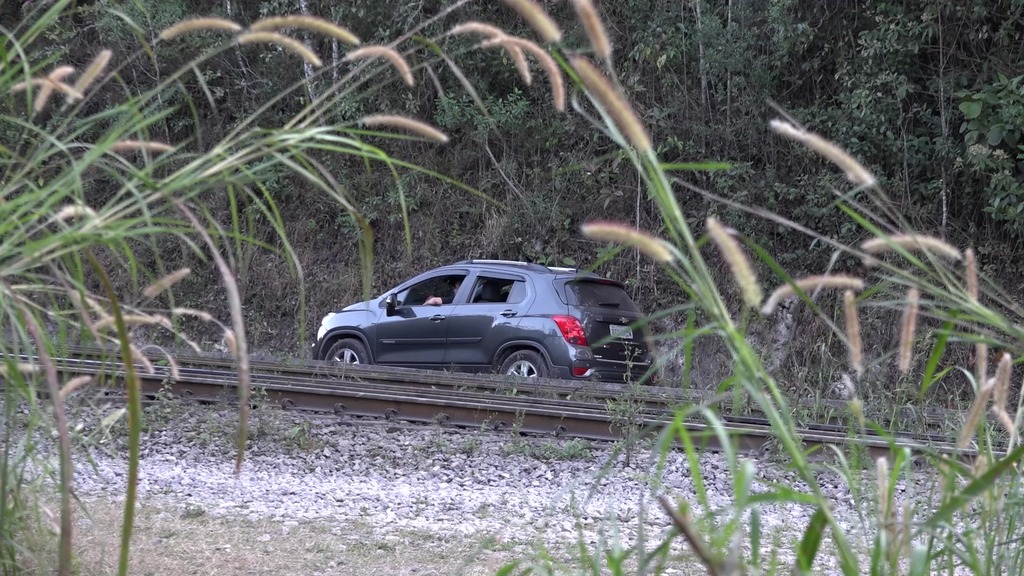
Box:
501;437;593;462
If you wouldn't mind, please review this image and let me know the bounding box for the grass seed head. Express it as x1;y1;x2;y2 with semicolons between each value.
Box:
69;49;113;102
479;36;534;85
965;247;978;300
503;0;563;43
158;17;243;40
171;307;215;322
993;352;1013;413
12;77;84;104
508;45;532;85
897;287;920;374
570;55;652;153
844;290;863;379
447;22;507;39
706;216;761;309
53;205;97;223
59;376;93;400
849;396;865;430
343;46;415;86
360;115;449;143
500;37;565;111
35;66;75;113
990;405;1016;439
760;274;865;316
450;21;509;38
0;363;40;378
108;140;174;153
860;234;962;263
94;313;169;331
223;328;238;357
143;267;192;299
129;345;156;375
876;456;890;522
769;119;876;187
248;15;360;45
571;0;612;61
976;342;989;390
581;220;675;263
238;32;323;67
958;379;995;449
168;356;181;381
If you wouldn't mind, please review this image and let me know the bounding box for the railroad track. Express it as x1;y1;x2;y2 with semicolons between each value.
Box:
58;344;961;431
0;344;991;464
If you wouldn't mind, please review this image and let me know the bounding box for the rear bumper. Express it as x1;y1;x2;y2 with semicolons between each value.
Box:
565;359;656;384
550;341;655;384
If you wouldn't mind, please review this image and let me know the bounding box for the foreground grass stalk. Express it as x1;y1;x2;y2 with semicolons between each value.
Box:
657;494;724;575
18;307;72;576
176;202;251;475
87;252;142;576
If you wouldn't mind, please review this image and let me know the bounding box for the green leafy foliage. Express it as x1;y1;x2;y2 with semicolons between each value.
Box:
957;74;1024;230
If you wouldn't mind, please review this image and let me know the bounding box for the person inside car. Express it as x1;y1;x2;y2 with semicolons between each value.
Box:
425;278;461;306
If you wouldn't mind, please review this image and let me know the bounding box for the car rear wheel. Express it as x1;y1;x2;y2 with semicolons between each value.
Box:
326;338;370;365
499;349;548;378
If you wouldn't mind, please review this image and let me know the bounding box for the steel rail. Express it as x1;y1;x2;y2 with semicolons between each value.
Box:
0;351;991;464
45;343;960;433
11;353;953;441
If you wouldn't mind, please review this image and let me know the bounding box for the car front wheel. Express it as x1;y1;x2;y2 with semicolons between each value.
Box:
499;349;548;378
325;338;370;365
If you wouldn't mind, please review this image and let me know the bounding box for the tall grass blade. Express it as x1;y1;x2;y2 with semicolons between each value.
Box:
923;443;1024;531
176;202;251;475
87;251;141;576
19;307;72;576
795;506;828;575
920;320;955;399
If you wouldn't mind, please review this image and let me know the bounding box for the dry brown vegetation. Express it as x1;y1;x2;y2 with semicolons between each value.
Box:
19;496;515;576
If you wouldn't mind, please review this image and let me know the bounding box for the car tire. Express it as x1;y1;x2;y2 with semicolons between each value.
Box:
325;338;370;365
499;349;549;378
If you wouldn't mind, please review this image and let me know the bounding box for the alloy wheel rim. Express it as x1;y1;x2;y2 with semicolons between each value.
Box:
508;360;538;377
334;348;360;364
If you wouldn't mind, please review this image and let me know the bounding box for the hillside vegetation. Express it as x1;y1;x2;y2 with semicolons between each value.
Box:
11;1;1024;575
5;0;1022;399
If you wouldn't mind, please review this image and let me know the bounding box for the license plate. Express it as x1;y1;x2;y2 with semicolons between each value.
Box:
609;324;633;339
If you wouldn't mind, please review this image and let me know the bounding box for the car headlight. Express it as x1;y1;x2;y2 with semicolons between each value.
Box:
316;313;336;341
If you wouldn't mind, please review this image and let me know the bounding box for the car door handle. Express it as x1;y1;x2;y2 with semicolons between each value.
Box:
430;315;446;322
500;309;517;318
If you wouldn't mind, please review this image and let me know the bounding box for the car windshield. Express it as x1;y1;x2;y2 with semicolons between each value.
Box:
566;281;639;312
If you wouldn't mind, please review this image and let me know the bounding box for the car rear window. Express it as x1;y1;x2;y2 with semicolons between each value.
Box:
566;281;640;312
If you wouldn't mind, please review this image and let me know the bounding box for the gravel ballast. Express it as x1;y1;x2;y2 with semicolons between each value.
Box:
17;396;950;573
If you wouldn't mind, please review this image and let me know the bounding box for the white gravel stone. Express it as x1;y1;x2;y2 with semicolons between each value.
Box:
8;397;964;574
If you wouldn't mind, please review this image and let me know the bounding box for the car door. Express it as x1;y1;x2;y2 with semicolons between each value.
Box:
372;271;469;366
442;272;531;368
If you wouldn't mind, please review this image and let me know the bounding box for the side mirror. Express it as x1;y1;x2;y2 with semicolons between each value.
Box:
385;293;398;316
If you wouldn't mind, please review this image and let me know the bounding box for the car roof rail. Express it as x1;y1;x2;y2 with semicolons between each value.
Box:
461;259;532;266
454;259;550;271
452;259;601;276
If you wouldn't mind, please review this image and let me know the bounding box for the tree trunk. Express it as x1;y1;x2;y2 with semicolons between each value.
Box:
298;0;318;103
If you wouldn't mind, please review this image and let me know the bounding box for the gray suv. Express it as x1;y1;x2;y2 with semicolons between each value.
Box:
311;260;655;383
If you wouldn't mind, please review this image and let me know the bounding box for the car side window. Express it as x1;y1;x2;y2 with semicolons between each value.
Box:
469;275;526;304
397;274;466;306
506;280;527;304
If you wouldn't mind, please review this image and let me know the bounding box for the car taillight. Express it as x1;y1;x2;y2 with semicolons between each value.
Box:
552;315;588;346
